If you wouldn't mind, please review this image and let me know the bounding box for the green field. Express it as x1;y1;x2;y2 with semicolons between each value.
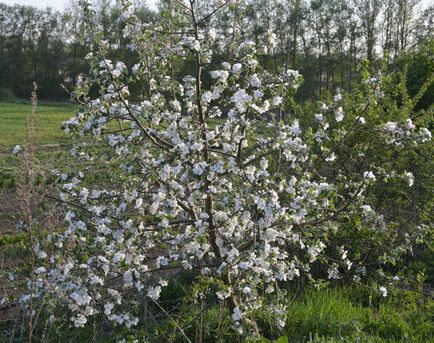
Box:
0;102;75;148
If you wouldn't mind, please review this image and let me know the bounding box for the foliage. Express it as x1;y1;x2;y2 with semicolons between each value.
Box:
393;40;434;111
0;1;431;101
0;88;16;102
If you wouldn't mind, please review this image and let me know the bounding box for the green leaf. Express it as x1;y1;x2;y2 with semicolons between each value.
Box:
276;336;289;343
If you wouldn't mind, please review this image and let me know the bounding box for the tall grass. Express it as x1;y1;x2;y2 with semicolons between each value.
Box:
26;279;431;343
280;287;433;342
16;82;39;343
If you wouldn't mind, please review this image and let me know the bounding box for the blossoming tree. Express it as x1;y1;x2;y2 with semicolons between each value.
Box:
32;0;431;339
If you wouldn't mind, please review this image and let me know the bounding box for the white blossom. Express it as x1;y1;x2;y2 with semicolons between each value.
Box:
379;286;388;297
232;307;243;321
12;145;21;155
335;107;344;122
232;63;242;73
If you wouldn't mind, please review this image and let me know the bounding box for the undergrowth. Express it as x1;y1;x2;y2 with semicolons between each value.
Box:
2;281;432;343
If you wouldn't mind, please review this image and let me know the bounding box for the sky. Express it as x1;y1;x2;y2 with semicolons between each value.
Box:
0;0;431;11
0;0;158;11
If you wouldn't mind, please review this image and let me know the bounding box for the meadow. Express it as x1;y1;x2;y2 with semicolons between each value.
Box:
0;102;75;235
0;102;75;148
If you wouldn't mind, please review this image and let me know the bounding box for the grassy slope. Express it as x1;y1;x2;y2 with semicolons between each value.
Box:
0;102;75;148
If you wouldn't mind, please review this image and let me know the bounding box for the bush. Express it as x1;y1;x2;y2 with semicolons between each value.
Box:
6;1;432;341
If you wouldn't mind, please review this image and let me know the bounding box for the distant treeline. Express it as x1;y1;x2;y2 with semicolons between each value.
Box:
0;0;432;102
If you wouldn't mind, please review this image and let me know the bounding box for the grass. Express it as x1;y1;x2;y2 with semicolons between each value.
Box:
280;287;434;342
0;102;75;237
0;102;75;148
2;282;430;342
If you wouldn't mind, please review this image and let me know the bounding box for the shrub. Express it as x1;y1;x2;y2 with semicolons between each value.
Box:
13;1;432;341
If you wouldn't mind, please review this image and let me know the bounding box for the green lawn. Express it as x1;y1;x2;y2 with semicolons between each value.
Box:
0;102;75;148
